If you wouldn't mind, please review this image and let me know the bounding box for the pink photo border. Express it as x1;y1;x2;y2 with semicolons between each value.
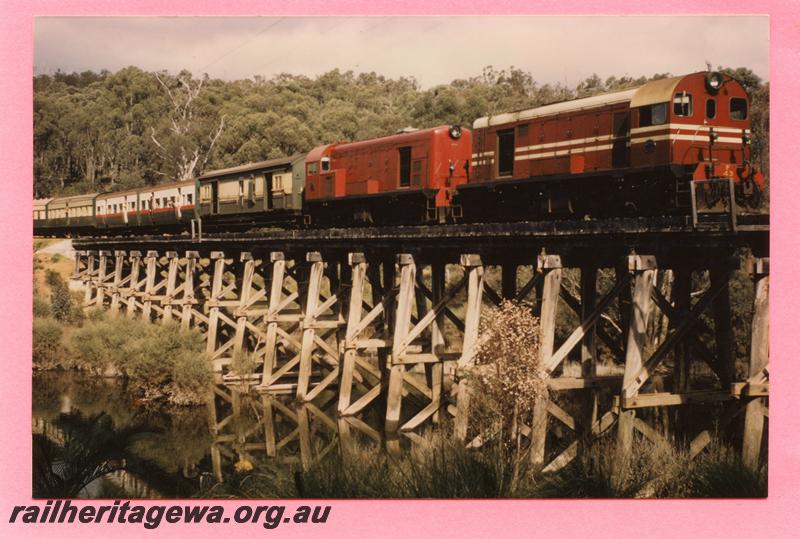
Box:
2;1;797;537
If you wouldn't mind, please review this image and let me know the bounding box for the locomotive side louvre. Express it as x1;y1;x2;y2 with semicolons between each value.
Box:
303;125;472;225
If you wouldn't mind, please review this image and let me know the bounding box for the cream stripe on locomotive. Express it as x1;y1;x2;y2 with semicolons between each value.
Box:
514;144;615;161
631;123;751;135
630;133;747;145
515;135;615;154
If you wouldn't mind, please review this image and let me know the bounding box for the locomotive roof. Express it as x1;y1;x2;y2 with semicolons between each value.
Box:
473;88;638;128
198;155;302;180
473;74;692;129
629;75;683;108
308;126;456;159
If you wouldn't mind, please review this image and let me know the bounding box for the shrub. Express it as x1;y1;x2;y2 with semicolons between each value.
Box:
46;270;83;325
169;349;214;405
33;317;64;369
469;300;547;455
33;294;50;318
70;317;141;373
69;317;213;404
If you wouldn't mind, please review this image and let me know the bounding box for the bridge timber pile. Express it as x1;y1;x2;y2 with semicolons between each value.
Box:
72;215;770;478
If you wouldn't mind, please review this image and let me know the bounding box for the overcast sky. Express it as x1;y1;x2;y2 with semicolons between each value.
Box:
34;16;769;87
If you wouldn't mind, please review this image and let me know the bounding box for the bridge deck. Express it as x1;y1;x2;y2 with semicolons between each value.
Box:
74;215;769;265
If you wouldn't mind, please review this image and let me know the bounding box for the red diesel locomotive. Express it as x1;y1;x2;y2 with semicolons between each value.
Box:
457;71;765;220
303;125;472;225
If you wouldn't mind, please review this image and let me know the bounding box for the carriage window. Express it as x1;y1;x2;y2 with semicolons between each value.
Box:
706;98;717;119
639;103;668;127
497;128;515;177
186;193;192;204
730;98;748;120
398;146;411;187
673;92;693;117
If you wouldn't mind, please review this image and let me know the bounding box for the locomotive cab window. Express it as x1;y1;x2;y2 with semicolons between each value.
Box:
730;98;748;120
308;162;318;175
672;92;693;117
639;103;668;127
398;146;411;187
496;128;515;177
706;98;717;119
320;157;331;172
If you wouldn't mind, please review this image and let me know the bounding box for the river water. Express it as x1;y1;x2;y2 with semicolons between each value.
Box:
32;371;403;499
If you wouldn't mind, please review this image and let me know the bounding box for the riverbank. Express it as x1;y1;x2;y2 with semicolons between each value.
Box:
33;243;213;405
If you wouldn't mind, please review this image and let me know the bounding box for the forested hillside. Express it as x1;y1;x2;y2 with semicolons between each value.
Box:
33;65;768;198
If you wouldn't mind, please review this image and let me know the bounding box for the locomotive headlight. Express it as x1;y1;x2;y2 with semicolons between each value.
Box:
705;71;724;93
448;125;462;139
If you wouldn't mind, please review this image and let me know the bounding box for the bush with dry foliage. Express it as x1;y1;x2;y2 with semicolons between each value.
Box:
470;300;548;451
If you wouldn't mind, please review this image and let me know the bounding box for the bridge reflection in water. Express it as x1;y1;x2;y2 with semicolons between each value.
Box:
32;372;427;495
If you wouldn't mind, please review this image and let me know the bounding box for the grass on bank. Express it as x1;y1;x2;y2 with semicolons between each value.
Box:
196;433;766;499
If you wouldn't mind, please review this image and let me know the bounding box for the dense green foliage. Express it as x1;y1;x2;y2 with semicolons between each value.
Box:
45;270;84;324
34;66;769;198
32;316;63;369
69;317;213;404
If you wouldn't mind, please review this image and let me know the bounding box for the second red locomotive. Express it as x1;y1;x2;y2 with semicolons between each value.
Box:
303;125;472;225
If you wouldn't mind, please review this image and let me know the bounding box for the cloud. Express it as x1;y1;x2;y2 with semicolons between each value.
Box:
34;16;769;87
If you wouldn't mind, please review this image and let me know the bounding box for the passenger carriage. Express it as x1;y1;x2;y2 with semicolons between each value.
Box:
33;198;52;235
196;156;305;229
38;193;97;236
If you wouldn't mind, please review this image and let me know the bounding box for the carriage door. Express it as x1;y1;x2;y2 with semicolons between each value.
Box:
211;182;219;214
265;173;274;210
612;112;630;168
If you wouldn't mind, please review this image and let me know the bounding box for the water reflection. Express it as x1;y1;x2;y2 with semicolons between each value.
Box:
33;372;435;499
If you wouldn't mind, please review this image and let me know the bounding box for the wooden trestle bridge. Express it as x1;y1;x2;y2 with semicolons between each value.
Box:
71;215;769;478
